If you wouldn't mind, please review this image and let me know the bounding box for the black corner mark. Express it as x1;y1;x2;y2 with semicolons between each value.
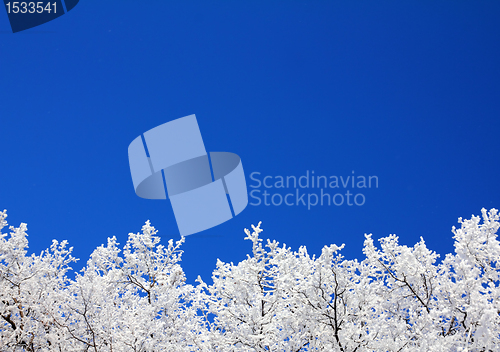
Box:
64;0;77;12
3;0;79;33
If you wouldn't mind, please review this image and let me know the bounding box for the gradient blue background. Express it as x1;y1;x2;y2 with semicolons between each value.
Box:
1;1;499;284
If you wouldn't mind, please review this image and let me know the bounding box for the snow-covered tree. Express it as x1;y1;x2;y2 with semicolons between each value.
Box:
54;221;205;351
0;209;76;351
0;208;499;351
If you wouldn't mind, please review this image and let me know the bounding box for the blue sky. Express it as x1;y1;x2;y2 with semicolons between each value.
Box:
1;1;499;284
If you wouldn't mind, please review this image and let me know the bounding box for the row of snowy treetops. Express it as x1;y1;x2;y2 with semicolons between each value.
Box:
0;208;499;352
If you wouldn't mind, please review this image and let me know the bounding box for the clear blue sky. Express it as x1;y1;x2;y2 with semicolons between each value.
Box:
1;1;499;284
